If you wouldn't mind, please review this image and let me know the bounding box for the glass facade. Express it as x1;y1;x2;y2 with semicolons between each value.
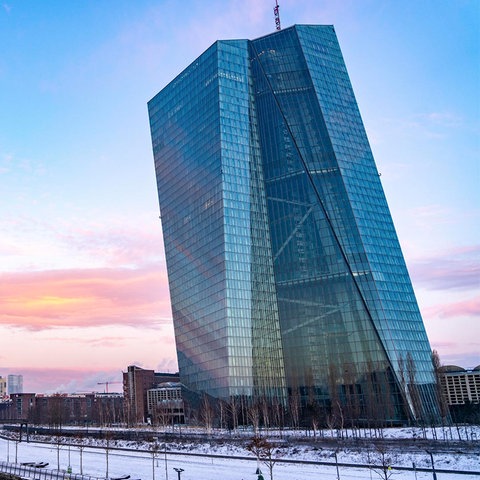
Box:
149;25;439;423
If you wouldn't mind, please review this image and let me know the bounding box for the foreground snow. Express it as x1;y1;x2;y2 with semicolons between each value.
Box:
0;426;479;480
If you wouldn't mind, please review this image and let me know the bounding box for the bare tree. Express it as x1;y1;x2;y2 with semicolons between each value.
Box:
154;401;173;431
432;349;449;422
103;430;114;479
367;443;398;480
219;399;228;431
200;394;214;434
248;401;261;435
228;396;239;430
363;361;377;431
271;396;284;434
246;436;280;480
311;414;320;439
380;369;395;429
48;395;64;429
150;441;160;480
52;432;63;471
260;396;271;431
343;362;360;433
327;362;345;434
124;397;135;428
74;431;86;474
288;386;301;430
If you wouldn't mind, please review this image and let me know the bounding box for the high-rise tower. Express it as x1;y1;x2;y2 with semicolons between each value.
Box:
148;25;439;423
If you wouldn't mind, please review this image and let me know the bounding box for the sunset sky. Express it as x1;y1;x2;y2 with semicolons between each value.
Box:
1;0;478;393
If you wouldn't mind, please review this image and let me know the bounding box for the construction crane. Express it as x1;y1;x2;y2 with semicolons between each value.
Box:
274;0;281;31
97;381;121;394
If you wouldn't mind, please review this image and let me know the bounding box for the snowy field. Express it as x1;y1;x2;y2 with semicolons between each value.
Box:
0;426;479;480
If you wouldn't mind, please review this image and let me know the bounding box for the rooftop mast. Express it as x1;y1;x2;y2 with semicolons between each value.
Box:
274;0;281;31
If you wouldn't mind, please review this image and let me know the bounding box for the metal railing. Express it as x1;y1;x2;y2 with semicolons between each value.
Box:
0;460;101;480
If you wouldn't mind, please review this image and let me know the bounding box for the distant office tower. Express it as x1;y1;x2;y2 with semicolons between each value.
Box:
0;376;6;397
149;25;439;423
7;374;23;394
123;365;157;423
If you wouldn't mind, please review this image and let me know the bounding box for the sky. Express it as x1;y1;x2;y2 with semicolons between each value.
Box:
0;0;478;394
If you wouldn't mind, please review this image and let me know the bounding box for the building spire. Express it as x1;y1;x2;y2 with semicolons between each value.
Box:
274;1;281;31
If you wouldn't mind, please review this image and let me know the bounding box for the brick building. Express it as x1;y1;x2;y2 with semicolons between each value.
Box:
0;392;123;425
123;365;179;423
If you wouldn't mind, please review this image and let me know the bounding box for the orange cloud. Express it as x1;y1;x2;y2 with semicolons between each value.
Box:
0;265;172;330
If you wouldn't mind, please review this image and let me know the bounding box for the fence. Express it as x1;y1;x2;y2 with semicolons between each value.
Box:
0;461;100;480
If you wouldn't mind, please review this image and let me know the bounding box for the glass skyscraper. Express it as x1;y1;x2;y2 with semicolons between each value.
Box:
148;25;439;423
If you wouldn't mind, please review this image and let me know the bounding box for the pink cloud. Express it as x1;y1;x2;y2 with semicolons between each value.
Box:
55;221;166;268
5;362;179;394
0;265;171;330
422;296;480;320
410;244;480;291
4;367;123;394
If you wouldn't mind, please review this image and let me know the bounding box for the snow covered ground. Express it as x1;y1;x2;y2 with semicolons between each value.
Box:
0;426;478;480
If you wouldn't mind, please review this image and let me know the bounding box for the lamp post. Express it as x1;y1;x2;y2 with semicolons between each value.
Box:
151;441;159;480
173;467;184;480
164;443;169;480
426;450;437;480
334;451;341;480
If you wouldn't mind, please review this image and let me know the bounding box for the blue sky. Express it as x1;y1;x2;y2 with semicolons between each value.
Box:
0;0;478;393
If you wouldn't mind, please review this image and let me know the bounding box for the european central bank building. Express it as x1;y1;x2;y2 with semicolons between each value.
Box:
148;25;439;424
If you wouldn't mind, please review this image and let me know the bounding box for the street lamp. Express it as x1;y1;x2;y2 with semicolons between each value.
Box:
173;467;184;480
333;451;341;480
426;450;437;480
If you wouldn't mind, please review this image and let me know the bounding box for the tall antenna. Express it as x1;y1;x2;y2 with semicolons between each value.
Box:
274;0;281;31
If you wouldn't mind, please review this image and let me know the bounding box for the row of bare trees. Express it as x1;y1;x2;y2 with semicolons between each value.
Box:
1;394;124;428
178;351;479;437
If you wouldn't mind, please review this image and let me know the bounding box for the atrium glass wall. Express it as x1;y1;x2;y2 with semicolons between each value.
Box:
148;41;286;402
149;25;439;423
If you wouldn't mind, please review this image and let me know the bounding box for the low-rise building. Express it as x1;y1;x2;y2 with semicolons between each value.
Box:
147;382;184;425
439;365;480;405
0;392;123;425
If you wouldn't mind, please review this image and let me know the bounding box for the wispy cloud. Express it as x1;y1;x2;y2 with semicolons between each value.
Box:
409;244;480;291
8;361;179;394
0;211;166;272
382;111;466;140
424;112;462;127
410;204;454;222
3;367;123;394
56;224;166;268
0;265;171;330
423;296;480;320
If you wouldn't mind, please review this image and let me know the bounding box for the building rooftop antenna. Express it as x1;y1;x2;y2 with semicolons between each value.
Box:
274;0;281;31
